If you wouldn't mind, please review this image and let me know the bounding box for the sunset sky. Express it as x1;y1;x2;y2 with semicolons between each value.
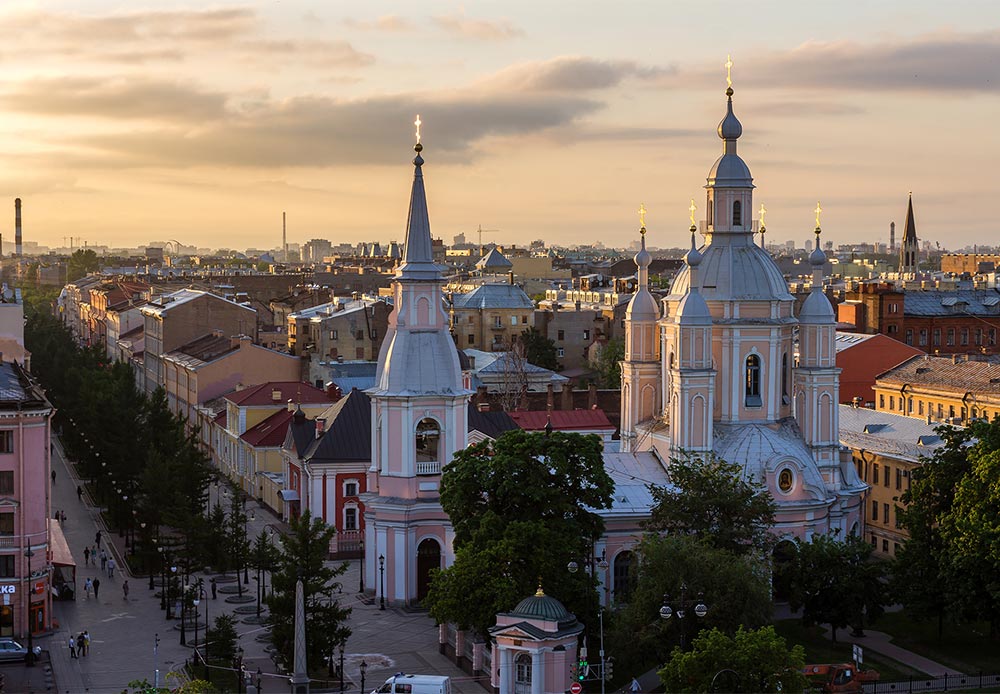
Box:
1;1;997;252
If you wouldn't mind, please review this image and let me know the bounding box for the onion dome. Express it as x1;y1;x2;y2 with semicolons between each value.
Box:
676;228;712;326
684;225;703;268
626;223;658;321
717;88;743;141
800;222;834;323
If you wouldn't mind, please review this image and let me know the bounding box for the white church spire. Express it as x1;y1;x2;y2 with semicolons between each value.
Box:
397;114;440;281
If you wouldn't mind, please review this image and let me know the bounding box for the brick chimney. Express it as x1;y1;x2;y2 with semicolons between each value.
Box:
315;418;326;438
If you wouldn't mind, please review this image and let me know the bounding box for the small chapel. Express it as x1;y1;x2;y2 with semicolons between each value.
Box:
362;75;866;607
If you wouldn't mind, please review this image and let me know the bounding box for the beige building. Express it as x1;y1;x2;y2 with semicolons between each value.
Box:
286;298;391;362
873;354;1000;424
449;283;535;351
839;404;945;559
140;288;257;395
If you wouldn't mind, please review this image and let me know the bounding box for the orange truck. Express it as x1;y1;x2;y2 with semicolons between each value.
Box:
803;664;879;693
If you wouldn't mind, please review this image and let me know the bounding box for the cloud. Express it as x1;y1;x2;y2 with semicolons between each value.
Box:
0;77;229;122
669;30;1000;93
241;38;374;68
343;15;415;32
747;101;866;117
477;56;673;92
432;12;522;41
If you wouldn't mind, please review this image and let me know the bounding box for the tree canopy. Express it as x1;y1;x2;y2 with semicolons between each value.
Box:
519;327;559;371
67;248;100;281
590;338;624;389
646;452;776;555
427;430;614;638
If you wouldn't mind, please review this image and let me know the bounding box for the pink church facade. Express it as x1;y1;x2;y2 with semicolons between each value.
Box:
365;87;865;609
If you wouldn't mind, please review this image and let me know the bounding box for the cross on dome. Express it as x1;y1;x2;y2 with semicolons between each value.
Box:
689;198;697;229
759;202;767;227
814;201;823;229
725;54;734;89
638;202;647;232
414;114;422;145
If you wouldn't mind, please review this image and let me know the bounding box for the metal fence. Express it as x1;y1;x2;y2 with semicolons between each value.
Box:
865;672;1000;694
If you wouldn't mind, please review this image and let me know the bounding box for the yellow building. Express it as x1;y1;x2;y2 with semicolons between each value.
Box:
873;354;1000;424
449;283;536;351
839;403;945;559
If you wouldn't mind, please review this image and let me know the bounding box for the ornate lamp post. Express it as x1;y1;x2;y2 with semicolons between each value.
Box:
378;555;385;610
167;565;178;619
180;583;189;645
659;584;708;650
192;587;201;665
360;659;368;694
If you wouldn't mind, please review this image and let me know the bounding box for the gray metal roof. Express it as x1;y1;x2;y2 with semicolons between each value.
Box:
876;354;1000;393
903;289;1000;316
669;241;794;303
476;247;513;270
451;283;534;310
0;363;26;402
838;404;946;462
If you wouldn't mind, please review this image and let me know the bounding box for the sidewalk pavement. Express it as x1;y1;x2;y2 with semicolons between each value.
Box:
49;435;485;693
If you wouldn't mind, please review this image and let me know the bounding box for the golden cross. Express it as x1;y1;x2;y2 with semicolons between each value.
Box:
638;203;647;230
725;55;734;89
759;202;767;227
814;201;823;228
689;198;697;227
414;114;422;144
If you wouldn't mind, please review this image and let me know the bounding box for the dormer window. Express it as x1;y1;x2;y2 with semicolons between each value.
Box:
745;354;762;407
732;200;742;226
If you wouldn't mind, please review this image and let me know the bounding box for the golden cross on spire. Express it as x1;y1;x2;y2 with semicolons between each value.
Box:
414;114;422;144
814;201;823;229
759;202;767;227
638;203;647;231
725;54;734;89
689;198;697;227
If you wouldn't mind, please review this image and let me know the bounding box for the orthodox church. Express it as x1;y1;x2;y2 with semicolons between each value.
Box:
363;80;866;607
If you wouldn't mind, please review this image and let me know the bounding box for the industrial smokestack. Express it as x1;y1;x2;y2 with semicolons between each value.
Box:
14;198;21;258
282;211;287;263
889;221;895;253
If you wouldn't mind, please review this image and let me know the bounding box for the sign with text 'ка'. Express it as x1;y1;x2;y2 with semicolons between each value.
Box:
0;585;16;594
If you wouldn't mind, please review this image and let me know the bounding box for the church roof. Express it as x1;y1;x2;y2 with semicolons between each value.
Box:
476;247;513;270
396;141;442;281
902;193;918;243
452;284;534;310
669;242;793;303
875;354;1000;393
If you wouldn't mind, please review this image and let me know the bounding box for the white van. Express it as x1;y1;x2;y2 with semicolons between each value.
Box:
373;674;452;694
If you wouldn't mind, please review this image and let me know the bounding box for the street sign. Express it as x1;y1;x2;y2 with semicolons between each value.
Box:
570;682;583;694
852;644;863;665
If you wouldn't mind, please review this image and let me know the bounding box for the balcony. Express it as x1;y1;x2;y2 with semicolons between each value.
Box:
415;460;441;475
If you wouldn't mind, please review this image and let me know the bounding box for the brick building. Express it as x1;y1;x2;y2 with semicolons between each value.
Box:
834;332;924;406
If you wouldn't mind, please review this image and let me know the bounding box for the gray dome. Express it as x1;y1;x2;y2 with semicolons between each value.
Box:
669;242;793;302
707;154;753;188
509;588;577;627
718;95;743;140
799;289;835;323
676;289;712;325
809;246;827;267
626;288;659;321
634;245;651;269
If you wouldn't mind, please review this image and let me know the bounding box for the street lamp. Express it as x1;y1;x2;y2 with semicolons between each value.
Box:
168;565;178;619
378;555;385;610
180;583;189;645
243;507;255;585
360;659;368;694
659;584;708;650
192;587;201;667
158;546;166;609
24;548;34;666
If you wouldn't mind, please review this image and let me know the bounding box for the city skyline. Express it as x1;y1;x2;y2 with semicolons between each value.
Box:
0;1;997;250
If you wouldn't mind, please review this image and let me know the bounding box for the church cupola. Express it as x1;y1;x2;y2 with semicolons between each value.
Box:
705;56;754;239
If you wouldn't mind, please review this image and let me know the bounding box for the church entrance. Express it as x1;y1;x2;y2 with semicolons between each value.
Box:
772;540;797;602
416;538;441;603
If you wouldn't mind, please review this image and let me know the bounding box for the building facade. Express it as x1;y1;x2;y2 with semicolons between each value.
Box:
873;353;1000;424
449;283;535;352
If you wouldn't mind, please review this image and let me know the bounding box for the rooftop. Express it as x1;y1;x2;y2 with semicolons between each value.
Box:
508;409;614;432
876;355;1000;394
451;283;534;310
225;381;331;407
838;404;947;462
902;289;1000;316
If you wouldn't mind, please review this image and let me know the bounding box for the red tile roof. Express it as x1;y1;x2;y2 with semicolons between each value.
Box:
225;381;331;407
241;409;295;448
508;409;614;432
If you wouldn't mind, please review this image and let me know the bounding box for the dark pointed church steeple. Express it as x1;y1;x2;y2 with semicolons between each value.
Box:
899;192;919;276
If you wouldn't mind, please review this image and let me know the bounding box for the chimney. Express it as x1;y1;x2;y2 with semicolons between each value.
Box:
271;388;282;402
14;198;22;258
315;417;326;438
508;271;514;285
889;221;896;252
287;399;295;412
326;382;343;402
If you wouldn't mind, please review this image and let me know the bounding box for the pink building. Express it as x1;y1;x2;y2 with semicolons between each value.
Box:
0;361;55;638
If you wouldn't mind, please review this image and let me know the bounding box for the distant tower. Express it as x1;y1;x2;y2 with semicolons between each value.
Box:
14;198;22;258
282;211;288;263
889;221;896;252
898;193;918;276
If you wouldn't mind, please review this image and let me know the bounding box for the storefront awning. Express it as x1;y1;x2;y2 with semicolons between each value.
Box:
279;490;300;502
48;519;75;567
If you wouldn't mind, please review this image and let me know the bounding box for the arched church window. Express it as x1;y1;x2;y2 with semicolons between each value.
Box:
613;551;634;604
732;199;742;226
514;653;532;694
706;192;713;226
745;354;762;407
415;418;440;463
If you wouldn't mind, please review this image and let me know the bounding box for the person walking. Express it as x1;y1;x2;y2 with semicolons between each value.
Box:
122;580;129;601
77;485;83;502
84;577;93;599
93;577;101;600
68;635;77;659
100;549;107;571
95;530;102;546
211;577;217;600
77;632;87;658
82;631;91;656
107;557;116;579
630;677;641;694
83;547;90;567
51;469;56;485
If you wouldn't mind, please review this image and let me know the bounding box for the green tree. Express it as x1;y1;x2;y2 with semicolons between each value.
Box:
205;613;238;665
265;511;351;672
590;338;624;388
67;248;100;281
787;533;886;642
659;626;807;694
427;431;614;638
646;452;776;555
519;327;559;370
606;535;773;680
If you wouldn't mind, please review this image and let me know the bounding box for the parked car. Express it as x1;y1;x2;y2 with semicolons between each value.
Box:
0;638;29;663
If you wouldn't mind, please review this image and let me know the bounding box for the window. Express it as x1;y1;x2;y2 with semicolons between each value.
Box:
583;329;591;341
0;556;12;578
782;353;789;398
870;534;877;547
905;329;913;345
889;303;898;314
515;653;533;693
937;403;943;418
0;472;11;494
896;468;902;490
0;432;11;454
894;542;901;555
467;334;475;345
344;481;358;497
947;328;955;346
356;330;364;341
871;501;878;521
961;328;969;345
889;396;894;411
883;503;890;524
557;330;565;341
0;513;11;536
907;397;913;414
919;329;927;346
883;465;890;487
882;539;889;552
888;324;898;334
732;199;742;226
933;329;941;346
557;348;565;358
745;354;762;406
510;315;518;326
415;418;440;464
493;316;502;328
344;507;357;531
879;394;885;409
991;328;997;346
873;463;879;482
613;551;634;604
521;315;528;324
330;330;338;340
918;401;924;415
895;507;903;529
467;315;474;324
949;405;955;418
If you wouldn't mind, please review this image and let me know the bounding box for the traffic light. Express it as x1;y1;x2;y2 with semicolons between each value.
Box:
603;658;613;681
578;658;588;681
570;663;577;681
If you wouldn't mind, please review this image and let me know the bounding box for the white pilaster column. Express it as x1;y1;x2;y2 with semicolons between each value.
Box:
501;647;514;694
531;650;543;694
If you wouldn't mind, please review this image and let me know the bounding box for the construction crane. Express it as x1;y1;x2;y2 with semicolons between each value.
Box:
476;225;500;257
